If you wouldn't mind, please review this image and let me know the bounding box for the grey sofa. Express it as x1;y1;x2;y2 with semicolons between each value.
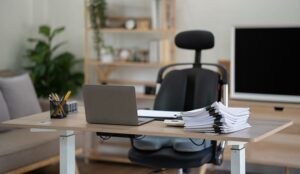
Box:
0;73;82;173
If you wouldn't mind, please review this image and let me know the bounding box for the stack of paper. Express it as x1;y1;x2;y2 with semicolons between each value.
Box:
182;102;251;134
138;109;181;119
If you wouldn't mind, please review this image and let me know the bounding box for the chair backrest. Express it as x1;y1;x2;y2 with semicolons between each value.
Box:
154;68;220;111
154;30;222;111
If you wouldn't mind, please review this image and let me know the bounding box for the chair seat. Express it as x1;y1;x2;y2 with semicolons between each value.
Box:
128;146;213;169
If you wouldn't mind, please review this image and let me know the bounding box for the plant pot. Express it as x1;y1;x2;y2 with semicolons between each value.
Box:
101;54;114;63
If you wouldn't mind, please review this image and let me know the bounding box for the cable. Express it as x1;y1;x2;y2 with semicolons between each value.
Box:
147;168;167;174
189;138;205;146
133;135;145;140
97;135;111;143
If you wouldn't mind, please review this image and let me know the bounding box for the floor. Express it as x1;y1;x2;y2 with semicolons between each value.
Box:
26;158;231;174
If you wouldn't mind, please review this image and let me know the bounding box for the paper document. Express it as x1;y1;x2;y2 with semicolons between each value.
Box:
138;110;181;119
182;102;251;134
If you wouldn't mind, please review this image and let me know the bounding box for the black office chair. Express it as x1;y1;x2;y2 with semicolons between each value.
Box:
128;30;228;174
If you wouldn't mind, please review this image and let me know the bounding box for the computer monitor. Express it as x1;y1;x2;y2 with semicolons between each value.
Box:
230;26;300;103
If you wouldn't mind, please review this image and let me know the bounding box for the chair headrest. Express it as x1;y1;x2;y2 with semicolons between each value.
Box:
175;30;214;50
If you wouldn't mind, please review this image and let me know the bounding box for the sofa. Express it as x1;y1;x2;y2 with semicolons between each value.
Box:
0;73;82;173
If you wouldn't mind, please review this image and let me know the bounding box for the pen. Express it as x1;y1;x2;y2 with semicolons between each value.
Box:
54;91;72;116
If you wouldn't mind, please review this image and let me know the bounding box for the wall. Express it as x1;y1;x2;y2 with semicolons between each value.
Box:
0;0;33;70
175;0;300;63
2;0;300;69
0;0;84;71
43;0;84;59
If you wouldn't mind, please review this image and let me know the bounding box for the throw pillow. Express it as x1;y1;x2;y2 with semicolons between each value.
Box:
0;90;10;132
0;73;41;119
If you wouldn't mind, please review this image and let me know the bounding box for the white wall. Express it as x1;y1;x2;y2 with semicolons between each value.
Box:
0;0;84;71
44;0;84;58
1;0;300;70
0;0;33;70
175;0;300;63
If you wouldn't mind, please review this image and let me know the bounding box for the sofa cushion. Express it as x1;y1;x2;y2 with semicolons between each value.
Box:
0;129;60;157
0;73;41;119
0;129;83;173
0;129;60;173
0;90;10;132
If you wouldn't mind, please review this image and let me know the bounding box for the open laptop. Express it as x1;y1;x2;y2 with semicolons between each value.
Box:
83;85;154;126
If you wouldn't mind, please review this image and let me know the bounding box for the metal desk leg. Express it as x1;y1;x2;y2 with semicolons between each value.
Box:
231;144;246;174
60;130;76;174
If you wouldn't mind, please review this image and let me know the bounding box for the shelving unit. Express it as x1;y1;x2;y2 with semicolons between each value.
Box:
83;0;176;99
83;0;175;164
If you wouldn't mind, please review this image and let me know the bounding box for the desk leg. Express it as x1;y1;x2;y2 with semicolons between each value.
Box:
231;144;245;174
60;130;76;174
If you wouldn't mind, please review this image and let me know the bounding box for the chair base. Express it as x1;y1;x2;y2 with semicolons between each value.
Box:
128;146;213;169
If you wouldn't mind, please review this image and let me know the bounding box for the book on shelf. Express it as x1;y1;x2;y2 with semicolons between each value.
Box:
159;39;171;64
151;0;160;29
148;39;171;64
149;40;160;63
165;0;173;29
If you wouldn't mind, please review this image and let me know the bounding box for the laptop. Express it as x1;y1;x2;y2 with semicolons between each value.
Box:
83;85;154;126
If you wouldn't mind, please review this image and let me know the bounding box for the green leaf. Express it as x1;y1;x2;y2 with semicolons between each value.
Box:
50;26;65;40
51;41;67;53
33;64;46;77
70;72;84;85
29;55;44;63
34;41;50;57
54;52;75;63
39;25;51;38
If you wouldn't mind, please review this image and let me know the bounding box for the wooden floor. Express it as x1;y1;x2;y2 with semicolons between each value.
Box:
25;158;230;174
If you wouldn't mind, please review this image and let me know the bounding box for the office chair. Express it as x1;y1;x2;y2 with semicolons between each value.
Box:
128;30;228;174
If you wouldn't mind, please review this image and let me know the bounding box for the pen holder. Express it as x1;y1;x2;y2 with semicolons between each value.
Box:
50;100;68;119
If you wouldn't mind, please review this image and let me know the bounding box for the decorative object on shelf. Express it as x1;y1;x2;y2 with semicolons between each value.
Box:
105;16;124;28
137;18;150;30
144;85;156;95
88;0;107;59
149;40;160;63
118;49;131;61
125;19;136;30
129;48;148;62
100;45;115;63
25;25;83;98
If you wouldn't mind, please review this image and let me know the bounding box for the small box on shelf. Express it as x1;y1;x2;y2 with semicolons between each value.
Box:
144;85;156;95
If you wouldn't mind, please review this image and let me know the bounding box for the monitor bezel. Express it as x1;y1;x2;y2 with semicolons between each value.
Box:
230;26;300;103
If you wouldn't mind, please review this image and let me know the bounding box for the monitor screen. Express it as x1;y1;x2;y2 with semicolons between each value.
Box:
230;26;300;103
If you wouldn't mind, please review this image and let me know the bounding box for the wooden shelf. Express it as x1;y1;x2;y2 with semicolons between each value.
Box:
87;27;172;33
85;149;131;164
86;59;164;68
136;93;155;100
106;79;156;87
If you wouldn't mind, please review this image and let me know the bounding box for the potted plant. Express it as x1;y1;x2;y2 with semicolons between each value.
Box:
100;45;115;63
89;0;107;60
25;25;84;98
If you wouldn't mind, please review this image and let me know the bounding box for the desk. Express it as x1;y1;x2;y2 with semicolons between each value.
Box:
1;106;292;174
